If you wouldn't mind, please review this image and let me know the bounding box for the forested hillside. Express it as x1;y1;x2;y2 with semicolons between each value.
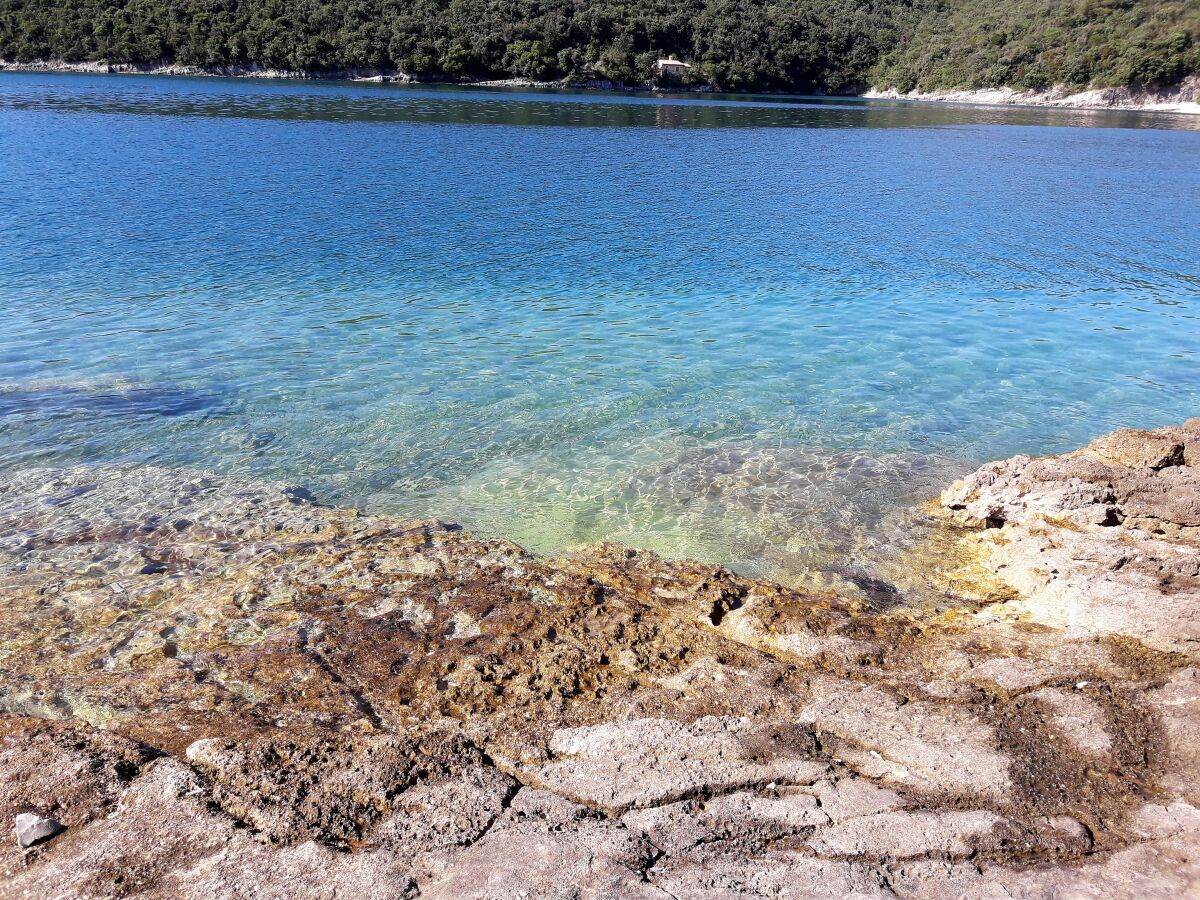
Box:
872;0;1200;91
1;0;1197;93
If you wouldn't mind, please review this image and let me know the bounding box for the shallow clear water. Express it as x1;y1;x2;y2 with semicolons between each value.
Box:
2;73;1198;584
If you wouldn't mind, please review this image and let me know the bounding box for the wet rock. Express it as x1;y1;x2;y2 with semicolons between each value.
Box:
14;813;64;848
619;444;970;605
0;421;1197;896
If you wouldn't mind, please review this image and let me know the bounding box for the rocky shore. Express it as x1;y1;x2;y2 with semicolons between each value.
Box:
3;59;1198;114
0;59;646;92
864;75;1200;115
1;420;1198;897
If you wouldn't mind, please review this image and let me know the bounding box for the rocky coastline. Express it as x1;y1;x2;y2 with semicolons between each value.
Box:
3;59;1199;115
1;419;1199;897
864;75;1200;115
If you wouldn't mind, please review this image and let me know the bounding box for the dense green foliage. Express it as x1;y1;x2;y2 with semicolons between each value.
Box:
871;0;1200;91
1;0;1196;92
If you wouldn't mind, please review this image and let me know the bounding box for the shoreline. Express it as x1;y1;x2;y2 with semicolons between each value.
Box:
864;76;1200;115
2;419;1199;895
4;58;1199;115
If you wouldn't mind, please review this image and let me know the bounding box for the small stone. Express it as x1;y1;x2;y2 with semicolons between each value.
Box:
15;813;65;848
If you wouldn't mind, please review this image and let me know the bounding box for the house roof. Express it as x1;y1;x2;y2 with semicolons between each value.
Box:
656;58;691;68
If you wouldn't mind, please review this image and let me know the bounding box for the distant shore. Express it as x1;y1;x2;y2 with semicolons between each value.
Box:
4;59;1198;115
864;77;1200;115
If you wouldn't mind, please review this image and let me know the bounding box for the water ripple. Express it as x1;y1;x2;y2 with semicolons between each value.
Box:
0;72;1198;580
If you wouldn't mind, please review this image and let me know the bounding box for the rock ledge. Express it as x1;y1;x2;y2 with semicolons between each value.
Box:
1;421;1198;897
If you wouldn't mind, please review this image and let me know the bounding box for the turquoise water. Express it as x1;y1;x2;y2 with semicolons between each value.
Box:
2;73;1199;583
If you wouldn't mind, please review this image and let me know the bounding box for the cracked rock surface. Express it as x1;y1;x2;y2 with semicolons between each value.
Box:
1;420;1198;897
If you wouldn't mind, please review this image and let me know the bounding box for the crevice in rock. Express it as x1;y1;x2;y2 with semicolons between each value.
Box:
296;625;384;729
707;593;744;627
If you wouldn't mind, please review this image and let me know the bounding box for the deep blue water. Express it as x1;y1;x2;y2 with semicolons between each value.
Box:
2;72;1198;581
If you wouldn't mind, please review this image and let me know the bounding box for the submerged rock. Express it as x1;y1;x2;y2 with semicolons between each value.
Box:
0;379;224;421
0;421;1197;896
619;444;971;603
